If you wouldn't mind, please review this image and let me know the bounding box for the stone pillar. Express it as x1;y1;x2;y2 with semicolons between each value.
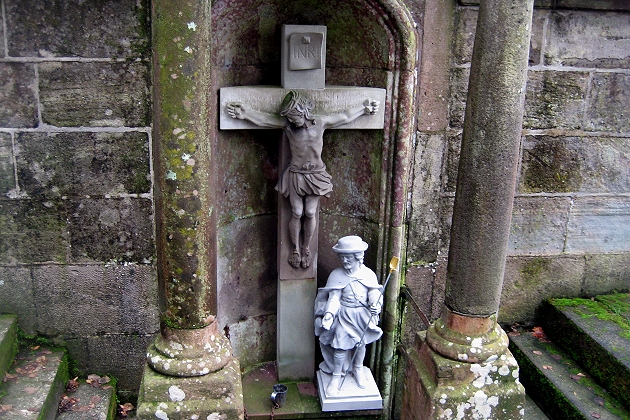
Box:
402;0;533;418
136;0;243;418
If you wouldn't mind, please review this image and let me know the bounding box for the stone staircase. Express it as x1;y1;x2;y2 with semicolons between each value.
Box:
0;314;117;420
510;293;630;420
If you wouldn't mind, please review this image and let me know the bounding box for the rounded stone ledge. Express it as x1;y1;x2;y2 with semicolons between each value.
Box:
147;320;232;377
425;317;510;364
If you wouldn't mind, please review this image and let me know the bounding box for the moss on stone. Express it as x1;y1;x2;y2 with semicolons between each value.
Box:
551;296;630;340
520;257;551;286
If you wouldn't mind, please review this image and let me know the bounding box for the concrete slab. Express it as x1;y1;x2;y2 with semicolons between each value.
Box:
0;348;68;420
57;382;116;420
510;331;630;419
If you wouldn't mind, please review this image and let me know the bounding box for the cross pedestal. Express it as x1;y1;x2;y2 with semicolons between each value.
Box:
220;25;385;381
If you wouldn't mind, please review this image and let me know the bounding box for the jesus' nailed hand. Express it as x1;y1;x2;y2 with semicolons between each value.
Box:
226;91;379;269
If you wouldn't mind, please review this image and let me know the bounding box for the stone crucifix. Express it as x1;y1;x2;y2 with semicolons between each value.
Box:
220;25;385;381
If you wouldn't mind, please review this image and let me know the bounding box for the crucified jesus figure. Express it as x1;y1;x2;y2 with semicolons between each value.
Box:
227;90;379;269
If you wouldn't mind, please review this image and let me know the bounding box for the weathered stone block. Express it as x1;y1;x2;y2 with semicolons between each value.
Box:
453;7;478;66
32;264;159;337
39;62;150;127
565;196;630;253
5;0;149;59
67;333;156;391
0;133;15;196
228;314;276;369
0;63;37;128
408;133;447;264
555;0;630;11
523;71;589;130
444;131;461;193
402;266;434;347
499;256;585;323
545;11;630;68
509;196;571;255
520;136;583;193
449;67;469;128
67;198;154;263
585;72;630;132
0;267;37;335
0;199;68;264
519;132;630;211
529;10;547;67
16;131;151;197
217;216;276;328
583;253;630;295
453;8;545;66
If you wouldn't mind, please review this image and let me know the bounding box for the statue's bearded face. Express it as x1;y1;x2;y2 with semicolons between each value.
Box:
286;113;306;128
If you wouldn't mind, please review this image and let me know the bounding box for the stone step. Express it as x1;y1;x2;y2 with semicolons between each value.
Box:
0;347;69;420
0;314;18;379
510;331;630;420
56;380;117;420
539;294;630;410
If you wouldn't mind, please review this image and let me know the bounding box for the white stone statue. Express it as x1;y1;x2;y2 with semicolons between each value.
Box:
314;235;383;397
227;92;379;269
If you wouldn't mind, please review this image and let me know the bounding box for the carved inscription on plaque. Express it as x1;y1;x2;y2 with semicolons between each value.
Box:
289;32;324;71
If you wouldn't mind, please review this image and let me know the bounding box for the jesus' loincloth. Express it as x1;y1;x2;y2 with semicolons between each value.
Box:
275;164;333;198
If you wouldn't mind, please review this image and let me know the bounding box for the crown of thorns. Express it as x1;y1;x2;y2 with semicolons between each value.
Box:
280;91;314;117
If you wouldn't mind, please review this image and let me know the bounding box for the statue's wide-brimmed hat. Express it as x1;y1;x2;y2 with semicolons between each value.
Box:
332;235;368;253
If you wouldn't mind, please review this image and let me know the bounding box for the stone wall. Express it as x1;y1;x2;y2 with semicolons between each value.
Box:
0;0;157;392
1;0;629;396
404;2;630;343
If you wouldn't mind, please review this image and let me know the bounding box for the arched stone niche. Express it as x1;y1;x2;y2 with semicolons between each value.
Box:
209;0;417;382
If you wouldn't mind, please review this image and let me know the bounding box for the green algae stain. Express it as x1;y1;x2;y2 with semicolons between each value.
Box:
520;257;551;286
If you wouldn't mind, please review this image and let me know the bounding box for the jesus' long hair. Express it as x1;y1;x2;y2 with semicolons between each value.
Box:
279;90;316;124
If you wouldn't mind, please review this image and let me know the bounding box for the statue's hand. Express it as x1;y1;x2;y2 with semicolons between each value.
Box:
322;312;334;330
363;99;379;115
370;303;381;316
227;102;245;119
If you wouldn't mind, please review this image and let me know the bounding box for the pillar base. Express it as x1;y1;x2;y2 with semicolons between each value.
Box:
402;330;525;420
136;356;244;420
147;319;232;376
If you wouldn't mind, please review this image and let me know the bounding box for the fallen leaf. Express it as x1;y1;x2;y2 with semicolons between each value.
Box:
542;365;553;370
58;395;77;413
119;402;135;417
90;395;101;404
66;377;79;392
98;375;110;384
570;374;582;381
533;351;542;355
508;331;520;337
23;387;38;394
591;413;601;419
30;346;40;350
0;405;13;413
531;326;546;339
550;354;562;361
578;373;586;377
102;385;113;389
3;373;17;381
594;397;605;406
35;356;47;364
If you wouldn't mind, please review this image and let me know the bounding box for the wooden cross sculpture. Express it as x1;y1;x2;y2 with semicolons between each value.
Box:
220;25;385;381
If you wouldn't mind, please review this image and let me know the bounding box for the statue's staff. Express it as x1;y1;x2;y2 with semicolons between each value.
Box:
339;256;400;390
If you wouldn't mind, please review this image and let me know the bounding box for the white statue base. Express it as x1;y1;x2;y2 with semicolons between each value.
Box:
316;367;383;412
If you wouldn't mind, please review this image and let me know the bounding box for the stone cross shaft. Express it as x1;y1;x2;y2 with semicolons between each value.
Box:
220;25;385;381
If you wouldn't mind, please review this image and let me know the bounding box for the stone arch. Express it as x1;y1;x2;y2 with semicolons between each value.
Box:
209;0;417;407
